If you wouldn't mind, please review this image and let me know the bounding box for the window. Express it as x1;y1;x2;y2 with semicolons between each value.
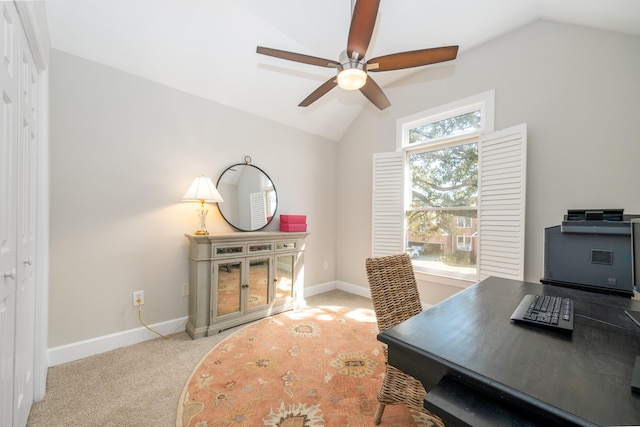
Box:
400;92;494;279
373;91;527;282
398;91;494;150
457;217;472;228
408;109;481;146
407;141;478;278
457;236;473;251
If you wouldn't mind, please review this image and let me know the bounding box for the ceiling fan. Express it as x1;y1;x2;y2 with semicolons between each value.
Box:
256;0;458;110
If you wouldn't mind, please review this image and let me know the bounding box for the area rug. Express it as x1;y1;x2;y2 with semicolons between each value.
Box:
177;306;442;426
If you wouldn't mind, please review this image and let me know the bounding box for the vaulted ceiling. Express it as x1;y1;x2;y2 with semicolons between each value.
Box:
45;0;640;141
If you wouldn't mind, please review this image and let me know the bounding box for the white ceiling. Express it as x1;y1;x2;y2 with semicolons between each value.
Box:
44;0;640;141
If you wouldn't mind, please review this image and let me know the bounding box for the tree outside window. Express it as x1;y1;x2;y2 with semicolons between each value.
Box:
408;110;481;145
406;140;478;278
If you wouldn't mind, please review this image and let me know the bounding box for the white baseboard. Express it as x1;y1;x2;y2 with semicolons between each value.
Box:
336;281;372;298
302;281;338;297
48;283;372;366
302;281;372;300
47;316;188;366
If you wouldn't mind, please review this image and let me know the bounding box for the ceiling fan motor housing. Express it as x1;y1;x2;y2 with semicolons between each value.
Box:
337;50;367;90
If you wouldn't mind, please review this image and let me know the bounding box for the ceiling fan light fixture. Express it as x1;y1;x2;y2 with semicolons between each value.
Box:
256;1;458;110
337;65;367;90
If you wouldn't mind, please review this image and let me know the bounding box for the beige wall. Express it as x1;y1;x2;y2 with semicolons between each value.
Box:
49;50;337;347
49;20;640;351
336;20;640;292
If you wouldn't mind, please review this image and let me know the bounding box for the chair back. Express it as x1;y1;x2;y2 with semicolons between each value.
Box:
366;253;423;333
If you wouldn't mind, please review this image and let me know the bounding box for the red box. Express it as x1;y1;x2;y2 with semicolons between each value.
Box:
280;223;307;232
280;215;307;224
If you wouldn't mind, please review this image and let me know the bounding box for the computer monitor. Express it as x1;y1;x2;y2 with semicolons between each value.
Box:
542;225;634;296
632;219;640;294
628;219;640;392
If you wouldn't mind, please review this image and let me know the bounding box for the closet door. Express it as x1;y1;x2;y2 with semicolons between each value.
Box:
13;27;39;427
0;3;19;426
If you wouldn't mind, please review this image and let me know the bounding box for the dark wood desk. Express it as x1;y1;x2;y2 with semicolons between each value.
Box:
378;277;640;426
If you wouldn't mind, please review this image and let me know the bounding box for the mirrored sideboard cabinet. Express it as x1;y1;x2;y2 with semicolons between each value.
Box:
185;231;308;339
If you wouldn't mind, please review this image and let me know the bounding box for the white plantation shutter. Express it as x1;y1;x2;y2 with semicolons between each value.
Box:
371;152;405;257
250;192;267;229
478;124;527;281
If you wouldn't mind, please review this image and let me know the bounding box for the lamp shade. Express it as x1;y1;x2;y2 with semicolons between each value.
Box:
182;175;224;203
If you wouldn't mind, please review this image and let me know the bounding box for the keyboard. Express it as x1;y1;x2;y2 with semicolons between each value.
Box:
510;294;574;333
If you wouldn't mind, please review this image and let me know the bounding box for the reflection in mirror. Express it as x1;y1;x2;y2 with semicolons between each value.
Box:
275;254;294;303
248;258;270;308
217;261;241;316
216;162;277;231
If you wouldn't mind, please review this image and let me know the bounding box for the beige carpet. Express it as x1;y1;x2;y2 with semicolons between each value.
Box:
26;291;375;427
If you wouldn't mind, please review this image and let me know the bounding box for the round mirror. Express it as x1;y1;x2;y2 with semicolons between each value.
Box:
216;161;278;231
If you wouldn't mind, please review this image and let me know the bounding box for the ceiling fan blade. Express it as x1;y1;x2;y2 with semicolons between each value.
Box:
359;76;390;110
257;46;339;68
367;46;459;72
298;77;338;107
347;0;380;60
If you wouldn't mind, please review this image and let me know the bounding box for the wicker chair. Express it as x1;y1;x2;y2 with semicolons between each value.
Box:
365;253;445;426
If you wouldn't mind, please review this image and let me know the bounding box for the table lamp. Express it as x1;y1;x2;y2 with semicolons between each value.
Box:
182;175;223;235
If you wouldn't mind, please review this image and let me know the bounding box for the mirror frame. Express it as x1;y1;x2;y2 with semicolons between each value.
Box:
215;160;278;232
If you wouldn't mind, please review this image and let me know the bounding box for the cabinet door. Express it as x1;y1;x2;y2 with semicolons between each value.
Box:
247;256;271;310
274;253;296;303
213;259;244;318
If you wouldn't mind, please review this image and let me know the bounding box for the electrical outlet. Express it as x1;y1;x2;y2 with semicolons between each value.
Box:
132;290;144;306
182;283;189;297
323;261;329;270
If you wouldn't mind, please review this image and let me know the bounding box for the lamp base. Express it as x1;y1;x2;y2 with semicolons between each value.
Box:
194;203;209;235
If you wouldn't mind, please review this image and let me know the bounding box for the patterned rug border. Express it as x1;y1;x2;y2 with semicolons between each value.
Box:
176;312;267;426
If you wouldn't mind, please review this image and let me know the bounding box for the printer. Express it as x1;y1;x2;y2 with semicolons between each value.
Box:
542;209;640;297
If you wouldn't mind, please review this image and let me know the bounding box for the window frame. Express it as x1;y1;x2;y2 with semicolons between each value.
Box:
398;91;494;281
397;90;495;151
